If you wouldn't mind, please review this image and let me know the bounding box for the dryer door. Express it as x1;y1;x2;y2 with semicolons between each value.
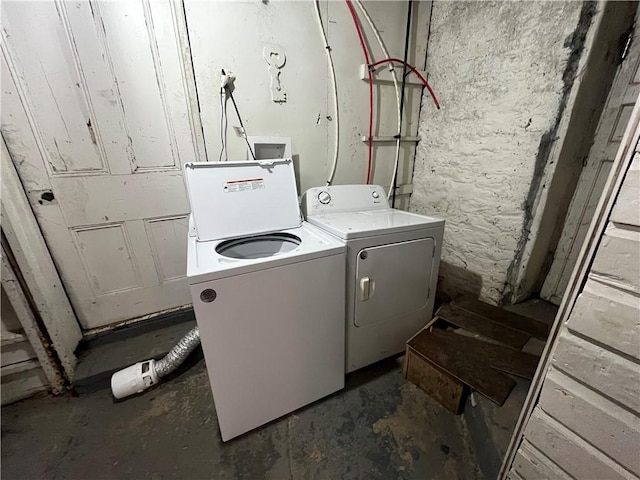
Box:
354;238;434;327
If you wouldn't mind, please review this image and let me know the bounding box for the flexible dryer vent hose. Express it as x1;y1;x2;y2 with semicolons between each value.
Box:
154;326;201;377
111;326;201;399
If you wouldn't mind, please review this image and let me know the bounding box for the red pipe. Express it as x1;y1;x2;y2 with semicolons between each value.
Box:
369;58;440;110
346;0;374;184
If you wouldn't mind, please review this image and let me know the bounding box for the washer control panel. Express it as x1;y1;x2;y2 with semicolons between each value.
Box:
302;184;388;216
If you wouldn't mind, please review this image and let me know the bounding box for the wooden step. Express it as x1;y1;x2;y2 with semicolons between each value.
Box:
436;304;530;349
452;297;549;340
442;323;539;379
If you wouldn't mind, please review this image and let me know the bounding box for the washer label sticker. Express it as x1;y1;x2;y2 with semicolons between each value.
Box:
224;178;265;193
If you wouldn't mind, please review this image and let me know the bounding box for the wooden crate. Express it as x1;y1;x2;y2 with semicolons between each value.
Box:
404;339;466;414
403;299;545;413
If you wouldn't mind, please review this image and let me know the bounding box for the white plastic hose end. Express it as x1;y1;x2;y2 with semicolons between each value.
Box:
111;360;159;399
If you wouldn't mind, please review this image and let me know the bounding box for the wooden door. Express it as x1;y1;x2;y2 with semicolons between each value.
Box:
541;13;640;304
1;1;205;329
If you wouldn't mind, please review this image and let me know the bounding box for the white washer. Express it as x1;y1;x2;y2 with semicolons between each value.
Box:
184;159;346;441
302;184;444;373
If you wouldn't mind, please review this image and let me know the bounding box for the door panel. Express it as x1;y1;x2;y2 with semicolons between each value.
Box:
0;2;108;175
146;216;190;282
0;1;202;329
73;223;141;295
541;12;640;305
93;1;183;172
355;238;434;327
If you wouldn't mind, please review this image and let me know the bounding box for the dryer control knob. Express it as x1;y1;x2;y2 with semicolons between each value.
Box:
372;191;380;199
318;191;331;205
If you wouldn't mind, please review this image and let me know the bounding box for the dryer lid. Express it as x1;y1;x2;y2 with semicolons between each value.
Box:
184;159;301;241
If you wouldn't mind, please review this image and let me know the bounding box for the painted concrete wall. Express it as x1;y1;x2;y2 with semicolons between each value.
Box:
508;152;640;480
1;1;430;328
410;1;595;303
185;1;430;197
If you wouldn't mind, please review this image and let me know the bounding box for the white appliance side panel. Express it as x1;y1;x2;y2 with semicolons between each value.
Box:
354;238;434;327
190;254;346;441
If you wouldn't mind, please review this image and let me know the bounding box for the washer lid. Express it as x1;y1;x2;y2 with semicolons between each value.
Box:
184;159;301;241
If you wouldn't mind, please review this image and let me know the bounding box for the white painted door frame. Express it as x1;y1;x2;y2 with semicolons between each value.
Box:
1;137;82;380
541;8;640;304
499;100;640;478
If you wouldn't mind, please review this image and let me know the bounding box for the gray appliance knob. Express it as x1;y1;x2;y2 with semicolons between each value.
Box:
318;191;332;205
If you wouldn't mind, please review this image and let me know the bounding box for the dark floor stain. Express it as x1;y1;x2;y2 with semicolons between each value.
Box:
2;357;482;479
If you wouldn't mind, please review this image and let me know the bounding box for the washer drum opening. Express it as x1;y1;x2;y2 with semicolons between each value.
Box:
215;232;301;259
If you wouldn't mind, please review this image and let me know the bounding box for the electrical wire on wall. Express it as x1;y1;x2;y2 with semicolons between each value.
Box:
345;0;374;184
353;0;402;200
219;91;229;161
370;54;440;205
345;1;440;195
369;58;439;109
314;0;340;186
221;69;257;161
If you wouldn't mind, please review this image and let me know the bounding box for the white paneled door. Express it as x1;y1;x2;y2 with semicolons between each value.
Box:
1;1;205;329
541;10;640;305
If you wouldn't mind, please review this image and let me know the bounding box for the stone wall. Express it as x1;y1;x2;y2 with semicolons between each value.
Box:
410;1;592;303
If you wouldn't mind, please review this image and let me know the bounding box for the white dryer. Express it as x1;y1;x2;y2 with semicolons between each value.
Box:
184;159;346;441
302;184;444;373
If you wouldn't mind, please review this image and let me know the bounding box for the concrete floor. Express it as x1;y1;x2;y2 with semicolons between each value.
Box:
1;356;482;480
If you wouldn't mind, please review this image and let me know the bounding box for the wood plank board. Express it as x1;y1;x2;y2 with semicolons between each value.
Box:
553;331;640;414
452;297;549;340
569;281;640;360
1;365;48;406
513;441;572;480
610;160;640;225
444;325;540;379
540;368;640;476
590;224;640;294
408;329;516;405
405;345;466;414
1;244;65;392
524;408;631;480
1;341;37;367
437;304;531;349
